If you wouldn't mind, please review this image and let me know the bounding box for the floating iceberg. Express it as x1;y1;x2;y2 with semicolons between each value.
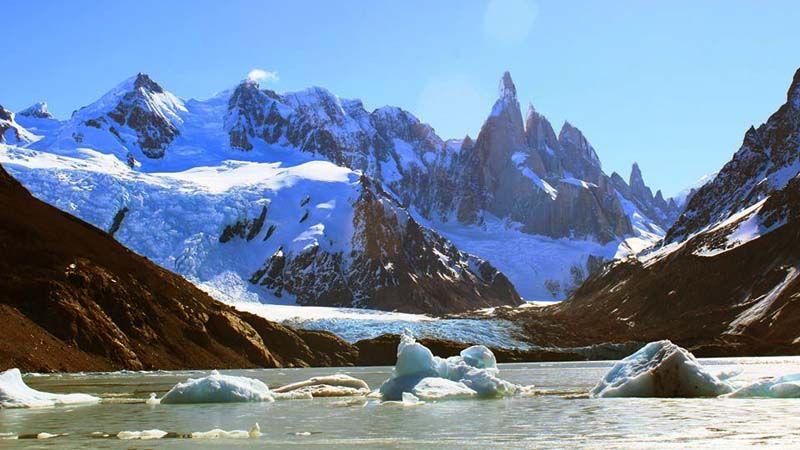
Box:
590;340;733;398
116;424;261;440
191;423;261;439
160;371;274;404
117;430;169;440
273;374;370;398
410;377;477;400
378;331;521;401
728;374;800;398
0;368;100;408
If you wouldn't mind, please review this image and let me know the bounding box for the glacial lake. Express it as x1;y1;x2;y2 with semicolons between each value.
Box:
3;357;800;449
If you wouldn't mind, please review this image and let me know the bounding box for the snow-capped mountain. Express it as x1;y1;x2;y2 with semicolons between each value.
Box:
666;68;800;245
1;70;676;306
18;101;53;119
516;68;800;355
670;171;718;209
0;104;36;145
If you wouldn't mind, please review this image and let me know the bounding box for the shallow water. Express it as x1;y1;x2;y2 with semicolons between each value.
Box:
3;357;800;448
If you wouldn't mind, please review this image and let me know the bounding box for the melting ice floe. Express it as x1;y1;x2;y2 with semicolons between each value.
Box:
378;330;526;401
157;371;371;404
591;340;800;399
116;424;261;440
273;374;370;398
160;370;274;404
591;341;733;398
728;374;800;398
0;368;100;408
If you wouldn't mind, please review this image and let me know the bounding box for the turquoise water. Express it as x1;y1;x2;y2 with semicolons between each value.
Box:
3;358;800;448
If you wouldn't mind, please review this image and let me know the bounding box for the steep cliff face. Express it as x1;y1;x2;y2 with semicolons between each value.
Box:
0;164;358;372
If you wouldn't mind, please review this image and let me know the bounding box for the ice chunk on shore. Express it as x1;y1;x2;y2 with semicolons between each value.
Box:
590;340;733;398
160;371;274;404
273;374;370;397
0;368;100;408
728;374;800;398
379;330;521;400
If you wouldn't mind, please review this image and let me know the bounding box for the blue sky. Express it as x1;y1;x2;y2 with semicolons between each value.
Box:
3;0;799;196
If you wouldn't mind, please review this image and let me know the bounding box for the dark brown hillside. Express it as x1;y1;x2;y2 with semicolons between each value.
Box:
0;164;357;372
507;175;800;357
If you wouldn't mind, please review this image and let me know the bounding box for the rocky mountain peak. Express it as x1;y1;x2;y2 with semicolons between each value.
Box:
68;72;186;159
525;101;536;119
666;67;800;243
788;67;800;109
0;104;11;121
557;121;602;181
18;101;53;119
499;71;517;100
558;121;581;144
629;162;652;201
133;73;164;93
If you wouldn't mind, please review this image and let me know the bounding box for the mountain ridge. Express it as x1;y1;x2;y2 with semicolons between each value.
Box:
3;70;678;306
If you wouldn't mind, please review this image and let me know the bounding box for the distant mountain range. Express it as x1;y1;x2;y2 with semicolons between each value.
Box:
509;68;800;356
2;71;681;313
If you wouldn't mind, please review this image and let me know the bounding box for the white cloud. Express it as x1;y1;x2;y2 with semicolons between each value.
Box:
247;69;279;83
483;0;538;45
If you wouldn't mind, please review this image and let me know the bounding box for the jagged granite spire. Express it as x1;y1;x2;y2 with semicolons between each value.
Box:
490;71;520;117
629;162;653;202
